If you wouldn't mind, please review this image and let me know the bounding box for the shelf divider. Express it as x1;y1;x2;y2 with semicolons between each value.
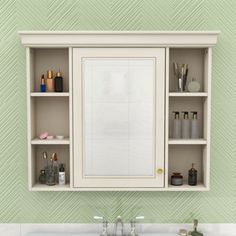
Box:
31;138;70;145
32;183;71;191
169;92;208;97
168;139;207;145
31;92;69;97
167;183;207;191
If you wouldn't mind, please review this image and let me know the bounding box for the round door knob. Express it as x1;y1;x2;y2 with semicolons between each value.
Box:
156;168;164;174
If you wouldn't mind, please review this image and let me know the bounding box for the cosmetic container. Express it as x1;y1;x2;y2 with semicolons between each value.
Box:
46;70;54;92
188;77;200;92
181;111;190;139
172;111;181;139
191;111;199;139
40;74;46;92
39;169;46;184
59;164;66;185
171;172;183;186
188;163;197;186
54;71;63;92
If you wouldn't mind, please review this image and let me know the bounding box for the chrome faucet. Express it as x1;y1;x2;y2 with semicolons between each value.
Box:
95;215;144;236
94;216;109;236
129;216;144;236
113;216;125;236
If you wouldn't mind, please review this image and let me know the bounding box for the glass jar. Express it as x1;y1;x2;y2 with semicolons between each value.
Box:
45;166;57;186
171;172;183;186
39;169;46;184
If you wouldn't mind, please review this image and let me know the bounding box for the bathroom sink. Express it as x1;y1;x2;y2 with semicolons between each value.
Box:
27;233;178;236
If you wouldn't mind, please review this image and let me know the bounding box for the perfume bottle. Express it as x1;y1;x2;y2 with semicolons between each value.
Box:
46;70;54;92
40;74;46;92
188;163;197;186
54;71;63;92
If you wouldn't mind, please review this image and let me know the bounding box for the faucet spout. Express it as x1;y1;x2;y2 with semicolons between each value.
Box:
113;216;125;236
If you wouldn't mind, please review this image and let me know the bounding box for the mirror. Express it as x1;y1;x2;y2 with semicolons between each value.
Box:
83;58;155;177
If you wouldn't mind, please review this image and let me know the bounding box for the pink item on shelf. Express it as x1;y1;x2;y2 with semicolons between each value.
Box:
47;136;54;140
39;132;48;140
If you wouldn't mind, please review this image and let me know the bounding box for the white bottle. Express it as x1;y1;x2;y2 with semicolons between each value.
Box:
172;111;181;139
59;164;65;185
191;111;199;139
181;112;190;139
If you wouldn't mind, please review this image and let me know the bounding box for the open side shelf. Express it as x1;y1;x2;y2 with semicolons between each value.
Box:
30;145;71;189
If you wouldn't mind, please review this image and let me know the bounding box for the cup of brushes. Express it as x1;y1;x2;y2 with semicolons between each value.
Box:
173;62;188;92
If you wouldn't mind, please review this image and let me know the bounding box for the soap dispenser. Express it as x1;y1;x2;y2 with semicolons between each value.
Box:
190;111;199;139
188;163;197;186
172;111;181;139
190;219;203;236
181;111;190;139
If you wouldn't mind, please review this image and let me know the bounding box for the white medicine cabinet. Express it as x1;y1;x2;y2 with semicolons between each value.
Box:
19;31;219;191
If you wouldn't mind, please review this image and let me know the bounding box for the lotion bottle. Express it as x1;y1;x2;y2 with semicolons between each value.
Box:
172;111;181;139
46;70;54;92
59;164;65;185
190;111;199;139
181;111;190;139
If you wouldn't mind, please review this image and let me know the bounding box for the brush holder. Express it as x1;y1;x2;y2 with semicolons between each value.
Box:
45;166;57;186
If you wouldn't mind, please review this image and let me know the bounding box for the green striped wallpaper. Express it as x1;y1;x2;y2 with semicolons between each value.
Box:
0;0;235;223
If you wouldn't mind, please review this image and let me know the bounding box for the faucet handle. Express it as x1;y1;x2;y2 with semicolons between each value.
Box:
131;216;145;223
94;216;104;220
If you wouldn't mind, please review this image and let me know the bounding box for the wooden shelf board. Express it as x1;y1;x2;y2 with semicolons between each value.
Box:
30;92;69;97
169;92;208;97
168;139;207;145
167;183;207;191
31;183;71;191
31;138;70;145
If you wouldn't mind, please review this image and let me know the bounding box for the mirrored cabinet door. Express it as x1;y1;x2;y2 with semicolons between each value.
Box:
73;48;165;188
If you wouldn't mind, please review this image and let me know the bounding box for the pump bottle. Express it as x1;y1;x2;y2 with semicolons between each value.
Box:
172;111;181;139
190;111;199;139
181;111;190;139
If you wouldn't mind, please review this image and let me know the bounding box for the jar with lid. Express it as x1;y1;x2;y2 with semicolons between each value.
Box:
39;169;46;184
171;172;183;186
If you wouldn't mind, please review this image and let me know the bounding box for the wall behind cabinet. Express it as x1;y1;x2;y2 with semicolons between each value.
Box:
0;0;235;223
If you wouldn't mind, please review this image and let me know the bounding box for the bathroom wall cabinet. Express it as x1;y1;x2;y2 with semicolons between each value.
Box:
19;31;219;191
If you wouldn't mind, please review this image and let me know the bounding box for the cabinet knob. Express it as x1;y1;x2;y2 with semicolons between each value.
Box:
156;168;164;174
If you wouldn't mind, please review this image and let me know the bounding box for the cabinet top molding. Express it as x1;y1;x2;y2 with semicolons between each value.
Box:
19;31;220;47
